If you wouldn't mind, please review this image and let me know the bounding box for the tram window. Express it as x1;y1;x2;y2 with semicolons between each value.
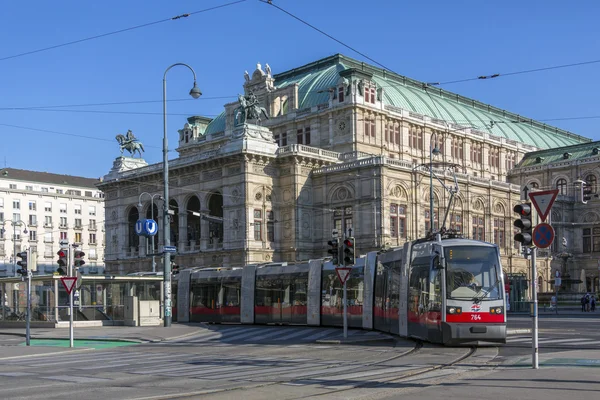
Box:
444;246;502;300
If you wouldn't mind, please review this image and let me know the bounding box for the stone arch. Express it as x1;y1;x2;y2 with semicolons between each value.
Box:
127;205;140;249
207;191;224;243
525;179;541;190
386;180;410;200
492;200;507;215
551;209;561;223
168;198;180;245
186;195;201;244
471;196;487;213
553;175;570;195
328;184;355;203
578;212;600;223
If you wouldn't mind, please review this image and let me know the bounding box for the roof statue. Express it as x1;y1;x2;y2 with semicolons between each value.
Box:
235;90;269;125
115;130;145;158
265;63;272;78
256;63;264;75
244;70;250;83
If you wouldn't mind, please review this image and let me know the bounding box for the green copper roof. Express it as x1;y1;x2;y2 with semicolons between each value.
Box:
274;54;590;149
202;54;591;149
518;141;600;168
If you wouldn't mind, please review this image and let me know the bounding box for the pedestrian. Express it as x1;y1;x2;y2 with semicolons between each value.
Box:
586;293;591;312
591;296;596;312
581;295;586;312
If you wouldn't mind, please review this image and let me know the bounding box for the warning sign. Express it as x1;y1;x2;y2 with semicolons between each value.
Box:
529;189;559;222
60;277;78;295
335;267;352;285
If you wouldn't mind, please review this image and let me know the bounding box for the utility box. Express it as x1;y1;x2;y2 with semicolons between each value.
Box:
124;296;161;326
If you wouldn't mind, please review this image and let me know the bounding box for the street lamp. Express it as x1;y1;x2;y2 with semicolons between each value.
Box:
1;220;28;276
162;63;201;327
429;132;440;236
138;192;163;273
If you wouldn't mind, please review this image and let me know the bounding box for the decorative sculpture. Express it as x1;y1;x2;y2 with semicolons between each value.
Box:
265;63;272;77
236;91;269;124
244;70;250;82
115;130;145;157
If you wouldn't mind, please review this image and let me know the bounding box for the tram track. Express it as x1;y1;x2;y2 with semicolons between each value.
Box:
133;341;482;400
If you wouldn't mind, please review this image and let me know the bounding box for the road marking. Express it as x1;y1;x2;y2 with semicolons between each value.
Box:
273;328;322;341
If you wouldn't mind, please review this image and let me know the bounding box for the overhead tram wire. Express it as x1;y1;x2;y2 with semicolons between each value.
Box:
0;0;248;62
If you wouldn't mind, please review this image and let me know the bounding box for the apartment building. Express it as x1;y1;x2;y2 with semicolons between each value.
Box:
0;168;105;276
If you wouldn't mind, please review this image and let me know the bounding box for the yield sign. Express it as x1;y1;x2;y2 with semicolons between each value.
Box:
335;267;352;285
61;277;78;295
529;189;559;222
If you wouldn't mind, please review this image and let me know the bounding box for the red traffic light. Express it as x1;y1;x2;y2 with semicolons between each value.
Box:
343;239;354;248
513;203;531;216
57;250;66;258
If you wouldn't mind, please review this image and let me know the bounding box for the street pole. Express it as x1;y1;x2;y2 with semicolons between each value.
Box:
429;132;439;236
69;245;74;347
25;246;31;346
162;63;201;327
531;247;539;369
343;279;348;339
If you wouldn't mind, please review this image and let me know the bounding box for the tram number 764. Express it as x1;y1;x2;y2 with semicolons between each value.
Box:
471;314;482;321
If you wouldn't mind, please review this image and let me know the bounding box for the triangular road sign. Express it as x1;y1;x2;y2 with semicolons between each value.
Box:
335;267;352;285
61;277;78;295
529;189;559;222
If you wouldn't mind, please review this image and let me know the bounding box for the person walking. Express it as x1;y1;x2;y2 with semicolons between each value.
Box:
581;295;586;312
591;296;596;312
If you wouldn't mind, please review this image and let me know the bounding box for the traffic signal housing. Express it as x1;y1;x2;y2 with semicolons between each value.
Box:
56;249;68;275
74;250;85;268
16;251;27;276
343;237;356;266
327;239;339;265
513;203;533;246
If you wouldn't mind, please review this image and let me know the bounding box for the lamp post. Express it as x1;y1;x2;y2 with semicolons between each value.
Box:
1;220;28;276
162;63;202;327
138;192;163;273
429;132;440;236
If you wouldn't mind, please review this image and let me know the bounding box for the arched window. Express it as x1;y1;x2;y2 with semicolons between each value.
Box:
529;182;539;189
585;174;597;193
556;178;567;195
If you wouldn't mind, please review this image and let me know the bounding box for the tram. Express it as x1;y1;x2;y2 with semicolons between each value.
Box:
174;233;506;345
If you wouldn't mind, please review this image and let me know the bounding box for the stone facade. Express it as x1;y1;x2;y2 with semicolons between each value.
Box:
98;54;590;278
508;142;600;294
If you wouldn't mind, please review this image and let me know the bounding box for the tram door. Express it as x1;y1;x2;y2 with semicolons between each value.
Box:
255;267;308;324
374;260;401;334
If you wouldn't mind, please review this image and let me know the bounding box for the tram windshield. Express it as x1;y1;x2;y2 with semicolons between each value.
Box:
444;246;502;301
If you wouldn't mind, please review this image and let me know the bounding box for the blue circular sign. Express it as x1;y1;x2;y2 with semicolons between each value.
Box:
533;223;555;248
135;219;158;237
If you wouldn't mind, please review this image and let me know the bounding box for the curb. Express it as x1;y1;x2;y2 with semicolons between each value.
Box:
507;328;531;335
316;336;395;345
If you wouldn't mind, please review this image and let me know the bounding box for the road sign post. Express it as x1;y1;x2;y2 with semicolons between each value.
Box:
336;267;352;339
61;277;77;348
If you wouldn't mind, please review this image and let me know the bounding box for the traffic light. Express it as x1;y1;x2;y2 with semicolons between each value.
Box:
343;237;355;266
56;249;67;275
513;203;533;247
582;183;593;204
170;254;179;274
74;250;85;268
16;251;28;276
327;239;339;265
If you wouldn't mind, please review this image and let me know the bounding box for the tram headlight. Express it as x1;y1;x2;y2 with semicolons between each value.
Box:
447;306;462;314
490;307;504;314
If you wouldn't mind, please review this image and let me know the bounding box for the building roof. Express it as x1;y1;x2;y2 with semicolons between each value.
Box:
204;54;590;149
516;141;600;168
0;168;100;188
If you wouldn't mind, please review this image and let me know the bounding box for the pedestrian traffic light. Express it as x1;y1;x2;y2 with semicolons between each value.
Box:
56;249;67;275
16;251;28;276
74;250;85;268
327;239;339;265
582;183;593;204
343;237;355;266
513;203;533;247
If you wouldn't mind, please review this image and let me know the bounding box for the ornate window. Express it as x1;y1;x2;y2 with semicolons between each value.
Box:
338;86;344;102
296;127;311;145
472;215;485;241
450;213;463;234
364;118;376;137
529;182;539;189
585;174;597;193
390;204;407;239
556;178;568;195
425;209;439;234
583;227;600;253
274;132;287;147
253;209;262;241
267;210;275;242
493;218;505;248
470;142;483;164
333;207;353;237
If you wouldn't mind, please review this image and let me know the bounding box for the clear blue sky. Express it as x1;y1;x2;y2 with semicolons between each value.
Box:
1;0;599;179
